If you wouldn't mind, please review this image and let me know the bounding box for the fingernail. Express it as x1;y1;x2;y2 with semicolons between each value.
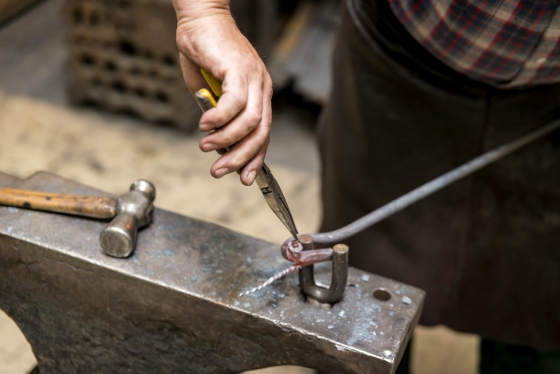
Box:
247;170;257;185
215;168;230;178
200;123;211;132
202;143;217;152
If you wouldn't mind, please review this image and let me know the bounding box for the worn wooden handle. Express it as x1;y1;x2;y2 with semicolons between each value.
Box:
0;188;117;219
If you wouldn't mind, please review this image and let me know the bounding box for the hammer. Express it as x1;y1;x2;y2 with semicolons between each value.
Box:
0;179;156;258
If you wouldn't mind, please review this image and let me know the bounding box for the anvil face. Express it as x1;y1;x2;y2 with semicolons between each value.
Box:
0;172;424;374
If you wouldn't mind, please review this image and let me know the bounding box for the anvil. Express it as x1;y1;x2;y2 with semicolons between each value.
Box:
0;171;424;373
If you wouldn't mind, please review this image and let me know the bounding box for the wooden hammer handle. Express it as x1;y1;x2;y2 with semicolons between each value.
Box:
0;188;117;219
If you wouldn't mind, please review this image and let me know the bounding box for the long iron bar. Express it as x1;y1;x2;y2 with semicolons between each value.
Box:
312;119;560;245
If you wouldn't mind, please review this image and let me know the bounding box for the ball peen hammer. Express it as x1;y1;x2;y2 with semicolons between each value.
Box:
0;179;155;258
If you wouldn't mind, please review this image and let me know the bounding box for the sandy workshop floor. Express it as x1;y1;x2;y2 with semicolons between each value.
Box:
0;0;478;372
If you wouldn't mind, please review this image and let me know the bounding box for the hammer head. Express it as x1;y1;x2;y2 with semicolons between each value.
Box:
99;179;156;258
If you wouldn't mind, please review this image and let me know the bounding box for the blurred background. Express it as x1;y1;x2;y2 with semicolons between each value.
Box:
0;0;478;373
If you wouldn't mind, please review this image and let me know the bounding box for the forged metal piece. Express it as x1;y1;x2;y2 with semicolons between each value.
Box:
311;118;560;246
239;264;301;297
298;235;349;304
0;172;424;374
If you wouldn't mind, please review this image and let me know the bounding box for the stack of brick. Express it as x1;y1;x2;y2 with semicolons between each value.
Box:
64;0;277;132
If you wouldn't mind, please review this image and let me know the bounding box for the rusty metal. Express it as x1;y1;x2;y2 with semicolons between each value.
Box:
0;171;424;374
298;235;349;304
312;118;560;246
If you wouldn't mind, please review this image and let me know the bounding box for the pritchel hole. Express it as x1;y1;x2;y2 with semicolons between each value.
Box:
73;8;84;24
134;88;146;98
148;70;158;78
80;54;94;66
129;67;141;75
145;51;153;60
163;55;175;66
105;61;117;72
373;289;392;301
89;12;100;26
112;82;126;93
155;92;169;103
120;41;136;56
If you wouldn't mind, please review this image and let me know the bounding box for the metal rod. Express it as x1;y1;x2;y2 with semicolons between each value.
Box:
312;119;560;245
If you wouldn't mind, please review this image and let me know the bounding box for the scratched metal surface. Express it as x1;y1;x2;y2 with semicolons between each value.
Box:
0;171;424;374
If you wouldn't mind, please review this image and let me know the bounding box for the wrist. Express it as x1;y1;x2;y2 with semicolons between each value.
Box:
172;0;231;24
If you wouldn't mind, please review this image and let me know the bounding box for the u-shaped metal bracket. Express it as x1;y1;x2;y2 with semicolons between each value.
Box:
298;234;349;304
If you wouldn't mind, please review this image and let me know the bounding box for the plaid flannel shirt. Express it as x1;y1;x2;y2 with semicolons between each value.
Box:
389;0;560;87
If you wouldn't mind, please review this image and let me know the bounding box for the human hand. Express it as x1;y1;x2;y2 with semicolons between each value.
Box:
172;0;273;186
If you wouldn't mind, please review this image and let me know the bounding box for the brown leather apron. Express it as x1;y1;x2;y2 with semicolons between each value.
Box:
318;0;560;351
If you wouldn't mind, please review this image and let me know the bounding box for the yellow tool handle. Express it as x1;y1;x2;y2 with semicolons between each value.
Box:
194;69;220;112
195;88;217;111
201;69;223;97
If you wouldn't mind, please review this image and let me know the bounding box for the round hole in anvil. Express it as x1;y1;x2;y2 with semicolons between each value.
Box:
373;289;391;301
134;88;146;98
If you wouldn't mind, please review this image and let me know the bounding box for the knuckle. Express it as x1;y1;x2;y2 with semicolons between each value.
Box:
262;110;272;126
247;111;262;126
217;132;235;147
175;33;189;54
232;95;245;110
231;151;251;168
264;73;273;88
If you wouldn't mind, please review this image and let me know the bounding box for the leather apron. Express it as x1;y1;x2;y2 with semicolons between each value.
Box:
318;0;560;351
